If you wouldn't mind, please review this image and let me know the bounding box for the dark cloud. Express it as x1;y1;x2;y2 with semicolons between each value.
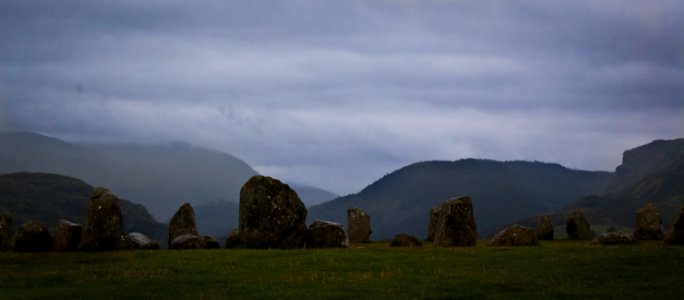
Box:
1;0;683;194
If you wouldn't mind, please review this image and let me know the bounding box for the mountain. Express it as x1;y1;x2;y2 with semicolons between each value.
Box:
0;172;167;242
0;130;258;220
308;159;613;240
524;139;684;232
289;183;339;207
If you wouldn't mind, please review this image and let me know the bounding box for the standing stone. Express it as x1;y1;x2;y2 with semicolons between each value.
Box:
239;175;307;248
305;220;347;248
225;229;241;248
0;212;12;251
427;205;441;241
664;205;684;245
433;196;477;247
591;232;638;246
79;187;129;251
537;215;554;240
390;233;423;247
168;203;198;246
53;219;82;252
13;221;53;252
347;207;372;243
128;232;160;250
200;236;220;249
566;210;591;240
488;224;538;247
634;203;665;240
169;234;202;249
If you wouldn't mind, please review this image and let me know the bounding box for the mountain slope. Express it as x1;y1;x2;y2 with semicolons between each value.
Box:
308;159;613;239
0;131;258;220
0;172;167;242
289;183;339;207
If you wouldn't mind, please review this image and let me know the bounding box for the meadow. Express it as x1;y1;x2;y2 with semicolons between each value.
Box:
1;241;682;299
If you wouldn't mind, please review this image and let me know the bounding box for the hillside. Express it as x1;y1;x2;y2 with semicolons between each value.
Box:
517;138;684;232
0;131;258;220
308;159;613;239
0;172;167;242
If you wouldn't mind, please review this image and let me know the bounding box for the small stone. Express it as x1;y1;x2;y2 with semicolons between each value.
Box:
488;224;538;247
390;233;423;247
13;221;53;252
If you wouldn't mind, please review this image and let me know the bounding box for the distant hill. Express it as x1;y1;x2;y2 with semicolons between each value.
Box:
308;159;613;240
606;138;684;194
289;183;339;207
0;131;259;220
516;138;684;233
0;172;167;242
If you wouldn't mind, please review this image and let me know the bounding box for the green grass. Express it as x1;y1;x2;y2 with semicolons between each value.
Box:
1;241;682;299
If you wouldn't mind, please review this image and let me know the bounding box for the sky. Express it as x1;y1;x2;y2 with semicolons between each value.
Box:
1;0;683;195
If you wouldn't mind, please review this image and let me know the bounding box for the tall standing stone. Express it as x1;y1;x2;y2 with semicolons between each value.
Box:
347;207;372;243
634;203;665;240
79;187;129;251
0;212;12;251
433;196;477;247
665;205;684;245
168;203;199;246
537;215;554;240
13;221;53;252
239;175;307;248
53;219;82;252
427;205;441;241
566;210;591;240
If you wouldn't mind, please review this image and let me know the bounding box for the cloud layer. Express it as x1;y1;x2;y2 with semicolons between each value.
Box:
2;0;683;194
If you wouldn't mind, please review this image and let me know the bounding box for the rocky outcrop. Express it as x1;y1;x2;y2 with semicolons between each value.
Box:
79;188;129;251
239;176;307;248
0;212;12;251
13;221;53;252
129;232;160;250
664;205;684;245
225;229;241;248
536;215;554;240
566;210;591;240
168;203;199;247
304;220;347;248
634;203;665;240
427;205;441;241
347;207;371;243
487;225;538;247
433;196;477;247
390;233;423;247
52;219;82;252
592;232;638;246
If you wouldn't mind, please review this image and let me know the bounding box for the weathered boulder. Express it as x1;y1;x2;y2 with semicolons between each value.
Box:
390;233;423;247
0;212;12;251
13;221;53;252
433;196;477;247
169;234;202;249
53;219;82;252
347;206;372;243
79;188;129;251
168;203;198;247
592;232;638;246
488;225;538;247
129;232;160;250
200;236;220;249
305;220;347;248
634;203;665;240
537;215;554;240
427;205;441;241
664;205;684;245
566;210;591;240
225;229;241;248
239;175;307;248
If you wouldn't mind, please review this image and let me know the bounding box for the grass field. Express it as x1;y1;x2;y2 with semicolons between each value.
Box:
1;241;682;299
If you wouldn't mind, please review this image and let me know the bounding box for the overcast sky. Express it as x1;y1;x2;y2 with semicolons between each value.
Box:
1;1;683;195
